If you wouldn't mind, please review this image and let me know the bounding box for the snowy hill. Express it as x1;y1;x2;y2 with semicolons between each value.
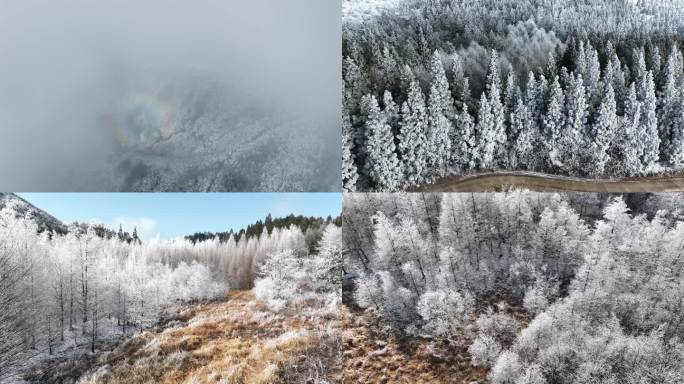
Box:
109;81;337;192
0;193;66;234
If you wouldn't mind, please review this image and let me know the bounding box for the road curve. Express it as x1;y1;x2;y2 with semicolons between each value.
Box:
416;172;684;192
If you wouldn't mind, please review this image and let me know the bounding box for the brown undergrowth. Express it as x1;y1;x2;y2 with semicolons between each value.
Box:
341;306;488;384
79;291;340;384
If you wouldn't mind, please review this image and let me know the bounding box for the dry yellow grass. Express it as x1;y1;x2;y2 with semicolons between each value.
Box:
341;306;488;384
81;291;340;384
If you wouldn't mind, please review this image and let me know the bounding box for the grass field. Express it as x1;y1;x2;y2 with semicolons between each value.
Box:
417;172;684;192
75;291;340;384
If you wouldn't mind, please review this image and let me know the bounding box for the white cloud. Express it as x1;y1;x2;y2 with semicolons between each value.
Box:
111;216;158;240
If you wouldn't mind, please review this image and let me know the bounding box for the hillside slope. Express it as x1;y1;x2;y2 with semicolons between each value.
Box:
75;291;340;384
0;193;66;234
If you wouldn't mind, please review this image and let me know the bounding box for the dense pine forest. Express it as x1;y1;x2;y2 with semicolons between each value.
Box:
342;192;684;382
342;0;684;191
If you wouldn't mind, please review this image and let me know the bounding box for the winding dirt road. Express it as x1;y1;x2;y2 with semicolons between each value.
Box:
417;172;684;192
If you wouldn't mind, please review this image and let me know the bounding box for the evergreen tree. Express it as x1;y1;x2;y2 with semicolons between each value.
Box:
485;51;507;167
511;99;535;169
525;72;544;146
342;110;358;192
544;76;565;167
563;74;589;174
670;96;684;167
364;95;402;191
633;48;647;89
398;80;429;186
647;44;662;84
575;41;587;78
590;83;617;176
343;56;369;118
427;51;454;176
504;72;519;134
452;79;476;171
659;46;681;161
383;90;399;129
132;227;140;244
451;54;468;110
585;43;601;108
475;93;496;169
639;71;660;172
621;84;642;177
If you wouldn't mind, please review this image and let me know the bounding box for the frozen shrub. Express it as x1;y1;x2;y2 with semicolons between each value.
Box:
490;350;523;384
469;333;502;367
416;289;474;338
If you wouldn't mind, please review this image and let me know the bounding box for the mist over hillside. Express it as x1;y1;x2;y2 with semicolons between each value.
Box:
0;0;340;192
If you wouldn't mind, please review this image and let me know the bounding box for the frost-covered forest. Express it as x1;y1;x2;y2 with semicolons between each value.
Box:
0;197;341;383
343;192;684;382
342;0;684;191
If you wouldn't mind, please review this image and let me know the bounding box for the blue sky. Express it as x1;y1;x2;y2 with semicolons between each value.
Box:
18;193;341;240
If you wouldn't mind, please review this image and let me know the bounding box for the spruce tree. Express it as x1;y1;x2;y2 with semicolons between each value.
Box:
511;99;535;170
475;93;495;169
427;51;454;176
544;76;565;167
342;110;359;192
399;80;429;186
590;83;617;176
622;84;643;177
343;56;369;118
504;72;519;134
633;48;647;90
451;54;468;110
383;90;400;130
485;51;507;167
364;95;402;191
525;72;543;139
659;46;681;161
585;44;601;108
670;96;684;167
452;78;476;172
639;71;660;173
563;74;589;174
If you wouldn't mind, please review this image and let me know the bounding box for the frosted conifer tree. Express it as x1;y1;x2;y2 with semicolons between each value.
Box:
563;74;588;173
426;51;454;176
451;54;468;110
544;76;565;167
452;78;476;171
383;90;399;129
511;99;535;169
363;95;402;191
670;96;684;167
622;84;643;176
504;72;519;132
585;44;601;107
590;83;617;176
475;94;496;169
639;71;660;172
633;48;647;89
342;111;358;192
485;51;507;168
525;72;543;130
398;79;429;186
659;46;682;160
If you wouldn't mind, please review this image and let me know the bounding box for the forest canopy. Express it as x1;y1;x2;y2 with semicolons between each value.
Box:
342;0;684;191
343;192;684;382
